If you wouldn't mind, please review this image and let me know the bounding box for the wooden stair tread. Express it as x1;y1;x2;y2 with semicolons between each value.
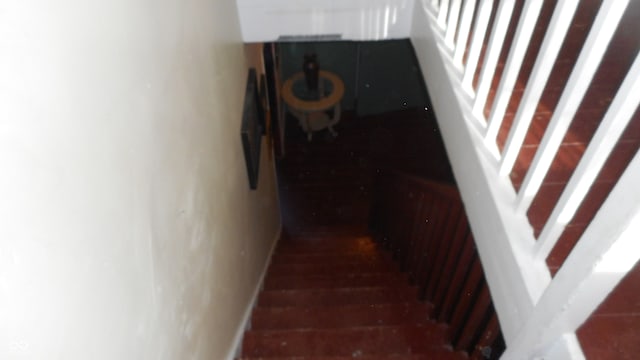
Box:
270;253;394;265
242;232;460;358
263;273;409;290
257;287;420;307
276;236;381;250
267;262;400;277
251;302;433;330
242;325;451;357
238;352;466;359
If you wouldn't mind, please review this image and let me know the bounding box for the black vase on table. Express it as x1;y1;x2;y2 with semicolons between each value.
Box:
303;53;319;91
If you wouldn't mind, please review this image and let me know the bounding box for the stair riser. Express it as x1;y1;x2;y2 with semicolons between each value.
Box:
251;303;432;330
239;355;465;360
270;254;394;266
267;263;399;277
263;274;408;290
257;288;420;307
242;326;449;357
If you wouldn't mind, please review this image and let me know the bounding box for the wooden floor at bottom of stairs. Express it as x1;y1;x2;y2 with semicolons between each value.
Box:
238;234;467;360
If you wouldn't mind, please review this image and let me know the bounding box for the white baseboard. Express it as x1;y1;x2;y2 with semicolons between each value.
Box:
226;225;282;360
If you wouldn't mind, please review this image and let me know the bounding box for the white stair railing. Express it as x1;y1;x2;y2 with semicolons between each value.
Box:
410;0;640;358
485;0;543;142
498;0;580;177
515;0;630;211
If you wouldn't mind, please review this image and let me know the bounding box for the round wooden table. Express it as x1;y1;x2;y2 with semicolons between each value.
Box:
282;70;345;141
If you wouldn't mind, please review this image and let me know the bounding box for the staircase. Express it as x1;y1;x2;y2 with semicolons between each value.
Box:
239;233;468;359
236;105;502;358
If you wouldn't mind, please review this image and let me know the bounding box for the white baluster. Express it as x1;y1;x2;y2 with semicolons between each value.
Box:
473;0;516;118
499;0;580;177
462;0;494;93
432;0;439;9
438;0;451;29
453;0;478;67
445;0;463;49
516;0;630;212
535;52;640;260
485;0;544;143
503;150;640;358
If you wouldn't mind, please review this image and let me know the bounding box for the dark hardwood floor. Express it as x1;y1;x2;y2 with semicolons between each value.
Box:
276;107;454;236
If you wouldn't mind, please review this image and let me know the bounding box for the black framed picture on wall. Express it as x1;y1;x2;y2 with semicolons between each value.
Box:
241;68;264;190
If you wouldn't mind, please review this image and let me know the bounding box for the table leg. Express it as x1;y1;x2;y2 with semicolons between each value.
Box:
305;113;312;141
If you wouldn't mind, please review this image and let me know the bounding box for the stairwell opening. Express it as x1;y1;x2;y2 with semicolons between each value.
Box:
238;39;506;359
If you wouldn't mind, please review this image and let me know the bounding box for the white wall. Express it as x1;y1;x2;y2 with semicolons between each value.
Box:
0;0;281;359
236;0;415;42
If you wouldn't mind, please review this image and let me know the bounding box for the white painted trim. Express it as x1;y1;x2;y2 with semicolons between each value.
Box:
236;0;416;42
472;0;516;118
503;151;640;358
461;0;494;93
226;225;282;360
485;0;543;142
409;0;640;357
444;0;462;48
535;52;640;259
453;0;478;66
428;0;438;15
542;334;586;360
411;4;589;356
499;0;579;177
516;0;630;212
437;0;450;29
411;1;552;342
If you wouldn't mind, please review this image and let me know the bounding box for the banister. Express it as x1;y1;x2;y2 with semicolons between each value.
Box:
370;167;506;357
498;0;579;177
515;0;630;212
412;0;640;357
